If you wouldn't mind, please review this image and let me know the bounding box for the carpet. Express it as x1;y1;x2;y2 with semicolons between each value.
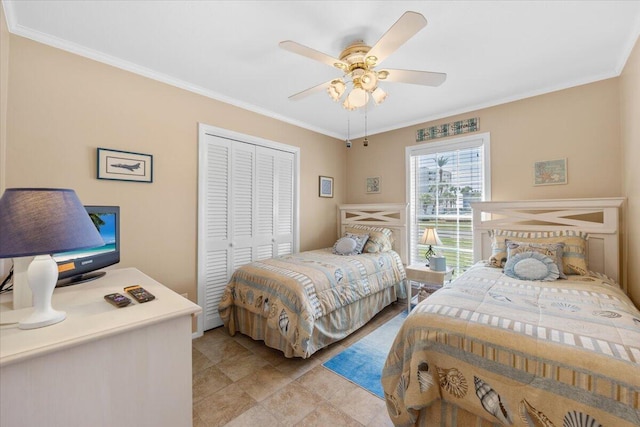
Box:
322;310;408;399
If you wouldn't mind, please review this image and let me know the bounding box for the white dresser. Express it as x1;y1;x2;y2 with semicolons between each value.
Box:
0;268;201;427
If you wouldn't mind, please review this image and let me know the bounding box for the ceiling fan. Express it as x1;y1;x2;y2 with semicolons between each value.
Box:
279;11;446;111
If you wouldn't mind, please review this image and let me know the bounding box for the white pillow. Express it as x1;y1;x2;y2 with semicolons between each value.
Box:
332;237;358;256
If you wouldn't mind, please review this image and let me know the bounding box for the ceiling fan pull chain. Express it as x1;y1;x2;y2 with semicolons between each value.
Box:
364;103;369;147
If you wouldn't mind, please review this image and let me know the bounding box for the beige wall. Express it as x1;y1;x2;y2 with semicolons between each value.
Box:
347;79;621;203
620;36;640;307
4;34;346;300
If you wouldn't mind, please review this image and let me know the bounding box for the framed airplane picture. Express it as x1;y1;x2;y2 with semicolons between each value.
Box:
97;148;153;183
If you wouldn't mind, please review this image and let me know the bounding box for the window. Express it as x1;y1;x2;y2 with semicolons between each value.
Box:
406;133;491;276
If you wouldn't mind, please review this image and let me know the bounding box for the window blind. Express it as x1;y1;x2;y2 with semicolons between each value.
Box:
407;135;490;275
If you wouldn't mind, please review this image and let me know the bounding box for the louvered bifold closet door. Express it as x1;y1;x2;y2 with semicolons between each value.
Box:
255;147;295;259
275;150;294;256
199;130;298;331
201;135;233;330
230;143;256;270
255;147;276;260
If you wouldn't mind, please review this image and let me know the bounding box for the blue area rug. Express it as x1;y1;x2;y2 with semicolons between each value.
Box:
322;310;408;398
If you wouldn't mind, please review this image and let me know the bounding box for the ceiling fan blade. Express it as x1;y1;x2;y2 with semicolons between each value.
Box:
279;40;348;70
366;11;428;67
382;69;447;86
288;80;332;101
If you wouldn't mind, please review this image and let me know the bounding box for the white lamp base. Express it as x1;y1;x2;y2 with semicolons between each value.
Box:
12;256;34;309
18;255;66;330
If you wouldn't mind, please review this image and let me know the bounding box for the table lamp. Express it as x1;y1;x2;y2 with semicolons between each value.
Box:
0;188;104;329
420;227;442;266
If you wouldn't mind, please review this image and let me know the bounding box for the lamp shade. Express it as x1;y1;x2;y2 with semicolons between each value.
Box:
420;228;442;246
0;188;104;258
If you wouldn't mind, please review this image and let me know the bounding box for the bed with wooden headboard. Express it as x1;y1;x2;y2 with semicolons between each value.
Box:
218;203;408;358
382;198;639;427
472;197;625;289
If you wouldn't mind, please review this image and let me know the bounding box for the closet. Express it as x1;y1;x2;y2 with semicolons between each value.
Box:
197;124;299;331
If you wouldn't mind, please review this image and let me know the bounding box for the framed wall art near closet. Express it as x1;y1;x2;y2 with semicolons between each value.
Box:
319;176;333;198
97;148;153;183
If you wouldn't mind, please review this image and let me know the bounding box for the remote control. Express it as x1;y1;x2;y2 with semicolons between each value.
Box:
104;293;132;308
124;285;156;303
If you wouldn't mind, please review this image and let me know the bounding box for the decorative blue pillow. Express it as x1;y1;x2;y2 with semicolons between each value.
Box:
333;237;358;255
503;251;560;281
505;240;567;279
345;232;369;254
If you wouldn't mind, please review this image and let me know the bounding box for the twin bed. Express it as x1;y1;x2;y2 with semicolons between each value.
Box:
382;198;639;427
218;203;409;358
218;198;639;427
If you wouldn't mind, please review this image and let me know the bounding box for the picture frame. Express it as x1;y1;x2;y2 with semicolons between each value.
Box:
97;148;153;183
366;176;381;194
534;158;567;186
319;176;333;198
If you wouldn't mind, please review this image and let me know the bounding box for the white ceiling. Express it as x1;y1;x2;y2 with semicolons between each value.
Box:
4;1;640;140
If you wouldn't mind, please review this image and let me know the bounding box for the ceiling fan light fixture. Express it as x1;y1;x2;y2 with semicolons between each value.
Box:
334;62;348;71
328;79;346;101
360;71;378;91
365;55;378;67
281;12;446;113
343;87;368;110
371;87;387;105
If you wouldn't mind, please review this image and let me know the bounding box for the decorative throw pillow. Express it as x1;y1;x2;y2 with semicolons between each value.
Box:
505;240;567;279
503;251;560;281
332;236;359;256
345;225;394;253
488;229;588;275
344;232;369;254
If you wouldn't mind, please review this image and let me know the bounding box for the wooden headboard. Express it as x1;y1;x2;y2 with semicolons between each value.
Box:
471;198;625;289
338;203;408;265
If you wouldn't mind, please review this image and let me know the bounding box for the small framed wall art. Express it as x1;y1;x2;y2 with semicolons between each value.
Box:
319;176;333;198
97;148;153;183
534;158;567;186
366;176;381;194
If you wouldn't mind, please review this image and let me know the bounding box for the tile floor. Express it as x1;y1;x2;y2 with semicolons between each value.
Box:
191;300;406;427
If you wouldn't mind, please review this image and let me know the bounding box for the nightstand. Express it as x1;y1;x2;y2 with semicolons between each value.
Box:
404;264;454;312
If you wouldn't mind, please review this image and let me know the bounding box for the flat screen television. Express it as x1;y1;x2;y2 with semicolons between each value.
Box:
53;205;120;287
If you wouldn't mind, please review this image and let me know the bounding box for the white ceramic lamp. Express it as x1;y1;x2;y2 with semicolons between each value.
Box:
0;188;104;329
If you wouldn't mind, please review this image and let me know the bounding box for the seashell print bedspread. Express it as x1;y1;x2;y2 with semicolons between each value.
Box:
218;248;406;358
382;262;640;427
